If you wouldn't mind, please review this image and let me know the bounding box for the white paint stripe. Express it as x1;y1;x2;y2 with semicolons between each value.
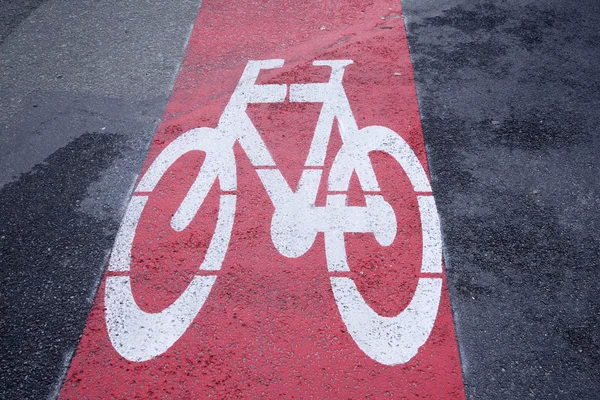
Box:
220;59;286;167
418;196;443;274
330;277;442;365
325;232;350;272
105;275;216;362
170;158;220;232
200;194;236;271
322;195;396;273
305;106;335;167
108;195;148;272
135;126;238;232
373;126;432;192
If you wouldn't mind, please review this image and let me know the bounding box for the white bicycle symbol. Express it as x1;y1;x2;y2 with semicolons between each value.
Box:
105;60;443;366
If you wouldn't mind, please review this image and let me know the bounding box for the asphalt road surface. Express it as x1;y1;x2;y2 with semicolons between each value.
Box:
1;0;598;398
402;0;600;398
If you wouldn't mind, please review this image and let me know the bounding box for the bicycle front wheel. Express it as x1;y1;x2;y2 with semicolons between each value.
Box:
104;127;236;362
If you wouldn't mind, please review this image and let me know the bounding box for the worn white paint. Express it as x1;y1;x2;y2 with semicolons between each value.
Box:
106;132;238;362
135;127;237;232
105;191;235;361
292;61;442;365
258;167;396;259
105;276;216;362
330;277;442;365
105;59;444;365
418;196;443;274
290;60;355;167
219;59;285;167
200;194;236;271
108;195;147;272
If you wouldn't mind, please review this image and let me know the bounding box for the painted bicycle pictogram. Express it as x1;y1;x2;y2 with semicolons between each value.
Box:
105;59;443;365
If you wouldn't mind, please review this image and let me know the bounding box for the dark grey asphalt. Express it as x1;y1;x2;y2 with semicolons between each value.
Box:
0;1;202;398
402;0;600;398
1;0;599;399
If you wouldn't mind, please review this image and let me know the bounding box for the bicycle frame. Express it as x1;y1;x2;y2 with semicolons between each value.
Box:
104;59;444;366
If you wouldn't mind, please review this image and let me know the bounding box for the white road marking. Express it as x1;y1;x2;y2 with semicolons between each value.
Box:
104;59;444;365
105;276;216;362
330;277;442;365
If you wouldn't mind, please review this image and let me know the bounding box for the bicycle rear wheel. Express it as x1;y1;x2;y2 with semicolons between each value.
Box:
326;125;443;365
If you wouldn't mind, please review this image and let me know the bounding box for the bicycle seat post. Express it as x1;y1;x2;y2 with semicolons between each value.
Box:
289;60;358;168
219;59;288;168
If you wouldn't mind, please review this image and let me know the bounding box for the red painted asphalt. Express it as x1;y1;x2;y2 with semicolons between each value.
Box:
60;0;465;397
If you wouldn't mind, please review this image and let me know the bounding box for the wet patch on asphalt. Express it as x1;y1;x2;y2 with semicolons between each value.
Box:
0;133;125;399
401;0;600;398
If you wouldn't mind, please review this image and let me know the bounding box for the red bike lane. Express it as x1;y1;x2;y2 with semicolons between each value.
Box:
60;0;465;397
